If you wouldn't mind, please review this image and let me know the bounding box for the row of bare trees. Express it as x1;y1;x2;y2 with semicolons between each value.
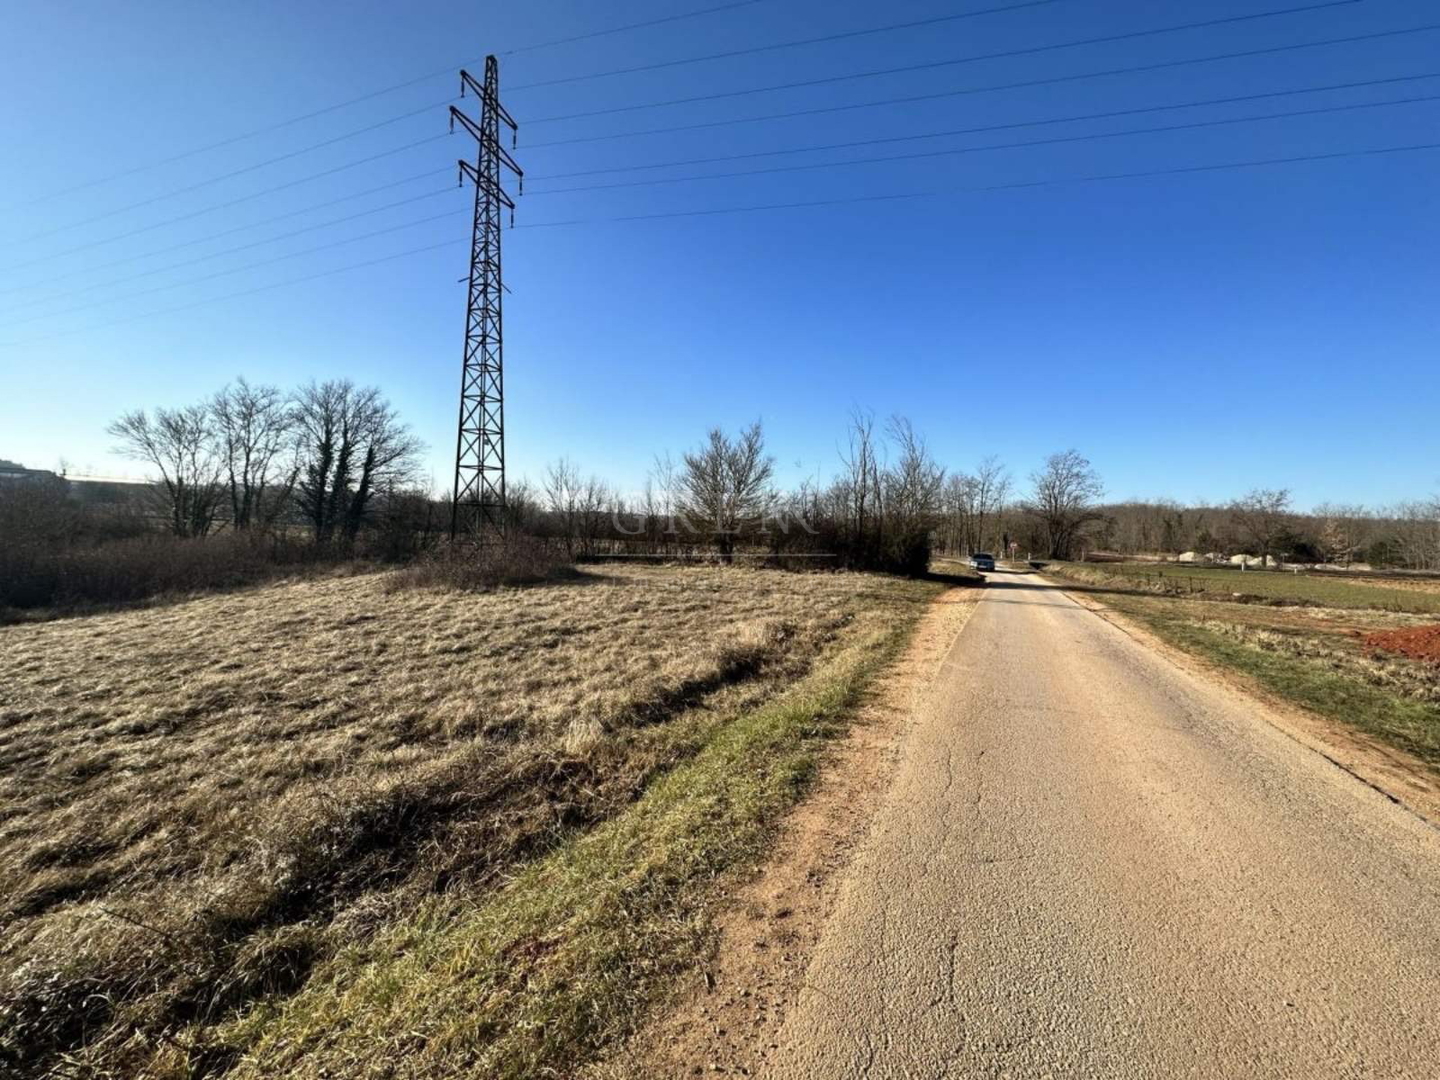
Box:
938;457;1011;558
529;425;785;563
1088;490;1440;569
107;378;423;542
519;416;949;571
540;457;612;558
824;413;945;571
524;415;1108;571
95;382;1440;572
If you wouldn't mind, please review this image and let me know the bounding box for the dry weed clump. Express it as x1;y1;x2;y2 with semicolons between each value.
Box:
0;563;904;1077
383;536;576;593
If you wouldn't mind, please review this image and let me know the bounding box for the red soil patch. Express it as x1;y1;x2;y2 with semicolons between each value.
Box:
1364;624;1440;665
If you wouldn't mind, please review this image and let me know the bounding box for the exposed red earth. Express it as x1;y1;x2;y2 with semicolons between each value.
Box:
1364;624;1440;664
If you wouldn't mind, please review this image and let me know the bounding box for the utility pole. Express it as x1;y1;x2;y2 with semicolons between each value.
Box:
449;57;522;540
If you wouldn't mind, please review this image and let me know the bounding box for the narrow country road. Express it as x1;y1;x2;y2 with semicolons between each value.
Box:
766;570;1440;1078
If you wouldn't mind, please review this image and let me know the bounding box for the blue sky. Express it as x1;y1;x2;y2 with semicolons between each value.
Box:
1;0;1436;508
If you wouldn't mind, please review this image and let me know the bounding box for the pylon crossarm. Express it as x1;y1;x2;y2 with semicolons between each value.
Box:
457;160;515;209
458;70;517;126
458;68;484;100
449;104;485;143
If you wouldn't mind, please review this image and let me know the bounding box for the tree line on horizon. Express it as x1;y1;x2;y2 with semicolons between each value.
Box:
4;375;1439;612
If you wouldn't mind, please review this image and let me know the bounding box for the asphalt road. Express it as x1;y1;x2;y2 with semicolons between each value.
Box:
766;570;1440;1078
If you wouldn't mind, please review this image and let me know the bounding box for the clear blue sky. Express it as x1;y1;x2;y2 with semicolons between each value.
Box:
1;0;1436;508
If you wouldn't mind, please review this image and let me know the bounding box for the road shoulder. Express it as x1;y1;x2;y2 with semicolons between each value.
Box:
1051;574;1440;827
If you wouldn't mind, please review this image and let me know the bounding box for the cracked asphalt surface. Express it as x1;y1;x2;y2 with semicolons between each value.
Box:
765;570;1440;1078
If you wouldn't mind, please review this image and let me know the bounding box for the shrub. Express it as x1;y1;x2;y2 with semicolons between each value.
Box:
761;515;934;577
0;532;333;615
385;535;576;593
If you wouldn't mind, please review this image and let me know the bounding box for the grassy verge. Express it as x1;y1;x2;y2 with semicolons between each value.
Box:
213;577;941;1079
1043;565;1440;770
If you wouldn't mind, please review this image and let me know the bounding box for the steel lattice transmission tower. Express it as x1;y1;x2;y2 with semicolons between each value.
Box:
449;58;522;539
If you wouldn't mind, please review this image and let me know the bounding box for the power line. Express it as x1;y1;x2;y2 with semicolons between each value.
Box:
0;136;450;273
506;0;1071;91
528;75;1440;182
7;0;1369;244
0;3;1411;287
3;208;465;328
15;120;452;244
1;238;465;347
523;141;1440;227
501;0;767;57
4;2;1392;259
10;0;1065;239
5;0;768;210
525;24;1440;150
527;93;1440;196
0;168;451;296
525;0;1369;124
16;77;1431;315
6;138;1435;347
0;188;455;316
10;85;1437;318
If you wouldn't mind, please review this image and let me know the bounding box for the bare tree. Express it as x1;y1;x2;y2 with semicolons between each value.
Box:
542;459;613;557
877;416;945;573
1314;502;1369;566
1390;497;1440;570
971;455;1011;555
883;416;945;525
293;380;422;545
839;408;880;550
578;475;611;556
108;404;223;538
543;456;583;556
212;378;296;529
1229;488;1293;567
941;472;976;555
633;476;661;552
503;477;542;534
1025;450;1104;560
679;421;775;562
644;452;686;554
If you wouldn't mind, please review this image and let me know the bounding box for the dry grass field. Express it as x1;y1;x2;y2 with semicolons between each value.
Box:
1050;560;1440;611
0;563;943;1078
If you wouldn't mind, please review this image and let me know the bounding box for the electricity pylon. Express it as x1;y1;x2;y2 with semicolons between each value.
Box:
449;57;522;540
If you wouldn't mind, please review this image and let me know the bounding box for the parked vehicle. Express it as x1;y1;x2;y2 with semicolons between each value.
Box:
969;552;996;571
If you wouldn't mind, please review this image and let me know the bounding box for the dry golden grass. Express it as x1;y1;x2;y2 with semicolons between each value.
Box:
0;563;927;1077
1049;560;1440;612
